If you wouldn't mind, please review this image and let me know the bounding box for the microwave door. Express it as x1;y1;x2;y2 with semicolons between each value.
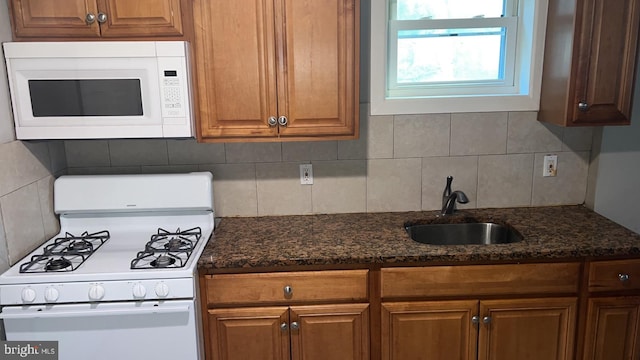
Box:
9;58;163;138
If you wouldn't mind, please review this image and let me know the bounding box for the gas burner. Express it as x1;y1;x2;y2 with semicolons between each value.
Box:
130;251;185;270
151;255;177;268
131;227;201;270
19;230;110;273
46;258;72;271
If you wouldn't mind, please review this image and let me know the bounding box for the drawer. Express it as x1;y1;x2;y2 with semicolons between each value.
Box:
206;269;369;306
588;259;640;292
381;262;581;299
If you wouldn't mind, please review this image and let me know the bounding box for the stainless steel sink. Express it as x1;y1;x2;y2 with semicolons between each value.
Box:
405;222;524;245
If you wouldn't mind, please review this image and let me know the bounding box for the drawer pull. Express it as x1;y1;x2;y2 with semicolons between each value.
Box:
280;322;288;331
619;273;630;282
283;285;293;296
290;321;300;330
471;315;480;324
482;316;491;324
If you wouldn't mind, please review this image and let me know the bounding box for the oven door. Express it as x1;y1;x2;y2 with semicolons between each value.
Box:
0;299;202;360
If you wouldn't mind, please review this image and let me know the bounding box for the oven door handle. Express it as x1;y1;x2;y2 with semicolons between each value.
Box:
0;304;191;320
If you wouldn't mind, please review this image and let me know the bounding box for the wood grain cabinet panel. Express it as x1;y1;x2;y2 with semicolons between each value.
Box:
381;263;580;299
582;297;640;360
588;259;640;292
8;0;185;39
192;0;359;142
539;0;640;126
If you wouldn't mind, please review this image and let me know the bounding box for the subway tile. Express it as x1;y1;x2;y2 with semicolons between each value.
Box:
337;103;369;160
562;126;594;151
0;210;9;273
311;160;367;214
37;176;59;238
532;151;589;206
477;154;534;208
225;143;282;163
47;141;67;174
282;141;338;162
0;183;46;265
200;164;258;217
394;114;450;158
65;140;111;167
67;166;142;175
256;162;312;216
167;139;225;165
507;112;563;153
422;156;478;211
0;141;51;196
141;165;199;174
451;112;508;155
367;158;422;212
109;139;169;166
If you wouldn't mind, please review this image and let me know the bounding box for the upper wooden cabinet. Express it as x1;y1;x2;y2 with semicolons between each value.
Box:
539;0;640;126
192;0;360;142
7;0;187;40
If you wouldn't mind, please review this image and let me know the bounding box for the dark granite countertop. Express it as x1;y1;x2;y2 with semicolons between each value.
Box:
198;205;640;271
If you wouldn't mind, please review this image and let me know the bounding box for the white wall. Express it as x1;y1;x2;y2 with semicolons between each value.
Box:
591;60;640;234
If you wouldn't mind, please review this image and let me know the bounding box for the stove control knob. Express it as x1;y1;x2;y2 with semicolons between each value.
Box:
132;283;147;299
155;282;170;298
88;284;105;301
44;287;59;302
21;287;37;303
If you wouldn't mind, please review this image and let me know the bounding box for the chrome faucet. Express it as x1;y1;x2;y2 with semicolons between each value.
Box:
441;176;469;216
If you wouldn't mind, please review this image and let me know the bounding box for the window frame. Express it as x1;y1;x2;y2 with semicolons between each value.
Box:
370;0;549;115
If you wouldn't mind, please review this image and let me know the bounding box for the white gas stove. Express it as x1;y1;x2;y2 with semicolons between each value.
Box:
0;172;214;360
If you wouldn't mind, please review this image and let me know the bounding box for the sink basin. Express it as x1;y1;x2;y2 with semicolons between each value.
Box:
405;222;523;245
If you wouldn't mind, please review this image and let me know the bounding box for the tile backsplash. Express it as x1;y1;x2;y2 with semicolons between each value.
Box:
0;140;66;270
66;105;593;217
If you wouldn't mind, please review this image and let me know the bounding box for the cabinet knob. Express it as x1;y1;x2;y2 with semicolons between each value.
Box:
97;12;108;23
85;13;96;24
278;116;288;127
280;322;288;331
283;285;293;296
619;273;630;282
482;316;491;324
578;102;589;112
268;116;278;127
471;315;480;324
290;321;300;330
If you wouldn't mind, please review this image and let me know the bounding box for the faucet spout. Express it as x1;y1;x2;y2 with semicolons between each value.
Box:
441;190;469;216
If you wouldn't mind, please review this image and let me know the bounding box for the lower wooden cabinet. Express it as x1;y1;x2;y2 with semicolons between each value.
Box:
208;303;369;360
382;298;577;360
582;297;640;360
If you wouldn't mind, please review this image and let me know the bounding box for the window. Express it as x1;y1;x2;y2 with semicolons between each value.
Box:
370;0;549;115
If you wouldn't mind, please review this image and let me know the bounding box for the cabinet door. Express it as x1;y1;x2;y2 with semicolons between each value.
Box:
276;0;359;139
97;0;184;38
193;0;279;139
571;0;640;125
290;303;369;360
478;298;577;360
208;306;290;360
583;297;640;360
8;0;101;38
381;300;478;360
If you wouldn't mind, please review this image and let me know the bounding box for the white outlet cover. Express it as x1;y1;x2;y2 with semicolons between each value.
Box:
543;155;558;177
300;164;313;185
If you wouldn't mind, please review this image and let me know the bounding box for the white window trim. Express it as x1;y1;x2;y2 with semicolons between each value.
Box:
370;0;549;115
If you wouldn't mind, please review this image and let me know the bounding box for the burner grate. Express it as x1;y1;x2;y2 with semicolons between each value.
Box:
130;227;201;270
19;230;110;273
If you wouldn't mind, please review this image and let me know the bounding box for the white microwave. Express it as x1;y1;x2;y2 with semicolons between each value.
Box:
2;41;194;139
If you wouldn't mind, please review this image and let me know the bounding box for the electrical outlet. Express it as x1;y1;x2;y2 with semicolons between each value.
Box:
543;155;558;177
300;164;313;185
